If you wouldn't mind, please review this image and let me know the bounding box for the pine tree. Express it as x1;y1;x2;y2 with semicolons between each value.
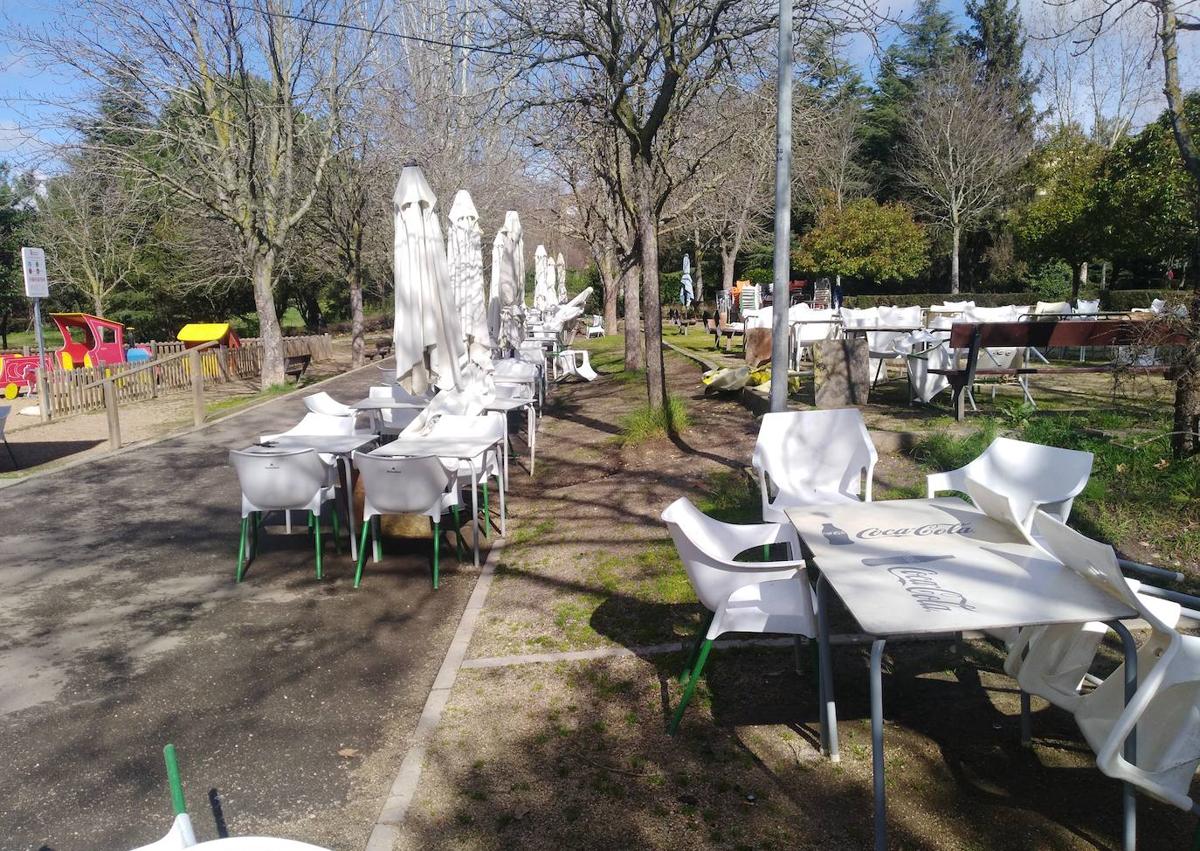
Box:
962;0;1038;129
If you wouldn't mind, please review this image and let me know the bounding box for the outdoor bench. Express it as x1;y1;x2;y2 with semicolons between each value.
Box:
931;319;1183;420
367;339;393;360
284;353;312;382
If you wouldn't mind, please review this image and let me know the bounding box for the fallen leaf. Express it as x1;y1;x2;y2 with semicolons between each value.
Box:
1115;464;1127;474
1155;458;1170;470
338;748;359;758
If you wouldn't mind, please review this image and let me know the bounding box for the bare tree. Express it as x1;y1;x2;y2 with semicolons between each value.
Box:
901;56;1031;293
793;98;869;213
23;0;376;386
37;168;154;316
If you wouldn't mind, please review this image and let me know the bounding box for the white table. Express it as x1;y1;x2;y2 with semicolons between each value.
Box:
787;498;1137;851
350;397;427;434
244;434;379;560
484;395;537;475
371;434;505;567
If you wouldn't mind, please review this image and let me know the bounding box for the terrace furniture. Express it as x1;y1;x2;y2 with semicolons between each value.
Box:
787;498;1138;851
256;433;379;560
930;320;1182;420
0;405;17;469
1006;514;1200;849
129;745;195;851
484;382;537;475
303;391;356;417
585;314;605;338
228;447;339;581
751;409;877;525
261;411;358;445
360;385;427;436
660;497;815;734
426;412;507;537
787;309;837;369
283;354;311;382
555;349;598;381
371;431;504;568
367;339;393;360
926;436;1094;530
351;452;462;589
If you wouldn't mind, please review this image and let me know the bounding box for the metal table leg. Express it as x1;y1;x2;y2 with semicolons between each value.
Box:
1107;619;1139;851
870;638;887;851
497;443;507;537
527;403;536;475
1020;690;1032;747
338;455;358;561
815;574;839;761
468;456;480;568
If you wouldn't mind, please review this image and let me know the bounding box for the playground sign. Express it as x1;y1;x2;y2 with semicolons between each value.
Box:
21;247;49;298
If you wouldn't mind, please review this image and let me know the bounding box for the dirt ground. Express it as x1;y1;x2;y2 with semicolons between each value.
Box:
1;338;364;474
0;362;491;851
394;338;1197;851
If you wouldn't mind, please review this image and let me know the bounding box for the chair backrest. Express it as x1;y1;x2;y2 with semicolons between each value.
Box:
752;409;875;499
1035;300;1072;316
793;309;836;344
962;436;1093;528
229;449;329;511
288;411;357;436
660;498;800;612
940;300;975;311
838;306;879;329
428;411;505;442
353;452;452;517
369;384;430;404
1075;299;1100;315
303;392;356;417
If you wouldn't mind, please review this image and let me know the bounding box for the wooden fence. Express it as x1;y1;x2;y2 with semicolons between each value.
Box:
41;334;333;418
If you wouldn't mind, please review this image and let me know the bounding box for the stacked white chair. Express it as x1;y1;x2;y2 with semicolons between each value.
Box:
352;453;461;589
788;306;836;369
1006;515;1200;822
661;497;817;734
752;409;877;524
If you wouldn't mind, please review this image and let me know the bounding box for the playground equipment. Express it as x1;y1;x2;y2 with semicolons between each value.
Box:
0;313;148;398
176;323;241;350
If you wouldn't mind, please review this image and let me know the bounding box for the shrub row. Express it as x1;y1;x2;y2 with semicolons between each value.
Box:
1099;289;1176;312
842;292;1032;309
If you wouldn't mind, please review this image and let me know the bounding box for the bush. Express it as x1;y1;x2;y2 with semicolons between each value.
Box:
841;292;1033;308
742;267;775;287
1101;289;1177;311
1023;260;1073;301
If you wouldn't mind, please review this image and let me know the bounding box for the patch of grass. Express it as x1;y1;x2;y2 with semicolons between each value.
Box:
696;469;759;524
618;396;690;445
913;419;999;474
205;382;293;416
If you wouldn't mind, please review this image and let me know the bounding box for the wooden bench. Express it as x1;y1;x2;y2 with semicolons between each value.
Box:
284;353;312;382
931;319;1183;420
707;319;742;351
367;339;393;360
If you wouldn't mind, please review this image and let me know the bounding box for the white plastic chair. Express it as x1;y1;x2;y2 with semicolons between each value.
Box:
0;405;17;469
866;305;923;385
556;349;598;381
427;412;506;537
303;392;356;417
352;452;461;589
1007;515;1200;817
661;497;816;733
228;448;339;581
789;309;836;369
366;385;426;436
752;409;877;524
928;436;1093;530
260;411;357;444
585;314;604;338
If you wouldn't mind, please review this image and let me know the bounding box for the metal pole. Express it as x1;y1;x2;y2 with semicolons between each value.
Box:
768;0;793;413
189;348;205;427
32;298;51;421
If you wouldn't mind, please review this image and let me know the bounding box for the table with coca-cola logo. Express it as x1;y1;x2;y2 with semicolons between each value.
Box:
786;497;1134;851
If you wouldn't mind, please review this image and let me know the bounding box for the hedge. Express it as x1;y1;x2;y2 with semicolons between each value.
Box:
841;292;1033;309
1100;289;1176;312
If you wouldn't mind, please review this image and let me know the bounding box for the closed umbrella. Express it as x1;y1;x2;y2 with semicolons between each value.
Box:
533;245;553;311
556;252;567;303
680;254;694;308
489;210;525;347
447;189;491;364
392;164;463;393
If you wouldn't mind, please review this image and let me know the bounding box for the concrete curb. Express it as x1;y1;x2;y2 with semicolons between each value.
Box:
365;538;506;851
0;354;389;491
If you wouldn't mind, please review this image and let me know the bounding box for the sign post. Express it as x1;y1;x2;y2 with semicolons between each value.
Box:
21;247;51;421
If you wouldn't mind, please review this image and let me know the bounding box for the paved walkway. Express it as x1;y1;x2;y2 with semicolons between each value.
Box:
0;363;487;850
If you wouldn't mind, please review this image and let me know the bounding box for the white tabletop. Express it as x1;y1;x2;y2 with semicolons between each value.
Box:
247;434;378;455
351;398;427;411
191;839;331;851
370;434;499;460
484;396;535;412
786;498;1134;636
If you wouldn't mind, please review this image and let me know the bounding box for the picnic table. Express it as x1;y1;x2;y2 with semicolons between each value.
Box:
787;498;1138;851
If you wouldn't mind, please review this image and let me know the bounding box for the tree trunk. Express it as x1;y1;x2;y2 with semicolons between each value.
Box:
950;226;961;295
1072;262;1087;302
349;267;365;368
635;157;666;411
252;247;286;387
721;248;737;294
622;261;643;371
92;291;104;317
601;249;619;335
